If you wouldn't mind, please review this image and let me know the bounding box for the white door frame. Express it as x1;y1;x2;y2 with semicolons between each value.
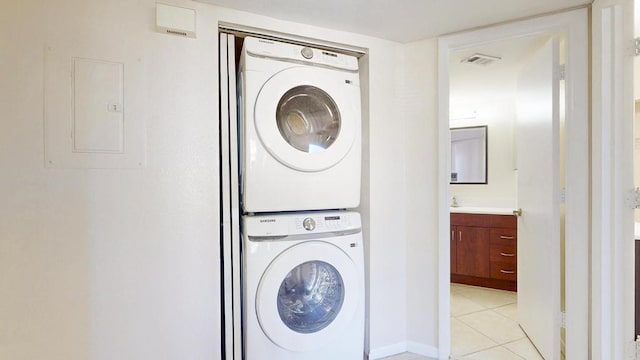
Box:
591;0;635;358
437;9;589;359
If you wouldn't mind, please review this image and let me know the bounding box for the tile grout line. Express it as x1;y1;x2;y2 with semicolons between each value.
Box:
452;284;545;359
451;290;516;318
450;318;499;357
456;316;527;347
451;287;534;359
454;342;528;359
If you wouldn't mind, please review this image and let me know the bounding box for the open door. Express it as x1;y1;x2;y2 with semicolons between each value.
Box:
516;36;561;360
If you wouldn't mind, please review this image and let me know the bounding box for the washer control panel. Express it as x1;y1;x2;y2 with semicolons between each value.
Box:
301;47;314;59
302;217;316;231
244;211;361;237
293;213;356;233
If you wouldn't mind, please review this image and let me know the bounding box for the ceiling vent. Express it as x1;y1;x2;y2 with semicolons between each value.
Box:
461;53;501;66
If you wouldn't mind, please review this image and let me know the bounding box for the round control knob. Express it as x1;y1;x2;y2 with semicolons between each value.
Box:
302;218;316;231
301;47;314;59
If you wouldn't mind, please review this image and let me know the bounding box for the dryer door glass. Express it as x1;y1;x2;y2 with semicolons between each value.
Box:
277;260;344;333
276;85;341;153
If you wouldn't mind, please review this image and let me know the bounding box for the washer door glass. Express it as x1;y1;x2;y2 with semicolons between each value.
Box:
276;86;340;153
255;240;361;352
277;260;344;334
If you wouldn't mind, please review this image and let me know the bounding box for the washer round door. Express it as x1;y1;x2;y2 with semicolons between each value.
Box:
256;241;361;351
254;66;360;172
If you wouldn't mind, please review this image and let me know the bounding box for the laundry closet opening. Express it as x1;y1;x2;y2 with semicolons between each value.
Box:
218;26;371;360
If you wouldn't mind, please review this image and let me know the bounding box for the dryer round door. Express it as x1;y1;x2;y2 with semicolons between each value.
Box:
256;241;360;351
254;66;360;172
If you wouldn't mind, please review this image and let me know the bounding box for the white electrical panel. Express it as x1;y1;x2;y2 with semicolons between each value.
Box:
73;58;124;153
44;46;146;169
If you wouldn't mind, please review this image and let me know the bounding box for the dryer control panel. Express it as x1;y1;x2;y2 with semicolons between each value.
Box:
243;37;358;72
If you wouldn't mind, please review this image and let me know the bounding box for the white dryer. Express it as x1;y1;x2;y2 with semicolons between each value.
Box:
239;37;362;213
242;211;364;360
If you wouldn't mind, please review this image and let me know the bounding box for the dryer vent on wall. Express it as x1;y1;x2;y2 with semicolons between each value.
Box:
460;53;501;66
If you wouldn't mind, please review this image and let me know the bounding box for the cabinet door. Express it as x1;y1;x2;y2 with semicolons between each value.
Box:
456;226;490;278
450;226;457;274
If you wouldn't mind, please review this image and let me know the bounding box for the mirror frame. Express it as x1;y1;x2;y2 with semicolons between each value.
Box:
450;125;488;185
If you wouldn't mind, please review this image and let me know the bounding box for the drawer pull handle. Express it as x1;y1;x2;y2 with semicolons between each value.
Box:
500;252;515;257
500;236;515;240
500;270;516;274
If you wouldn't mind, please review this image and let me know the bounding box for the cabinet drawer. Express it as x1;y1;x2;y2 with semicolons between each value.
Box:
490;240;516;263
490;228;517;242
491;262;517;281
451;213;517;228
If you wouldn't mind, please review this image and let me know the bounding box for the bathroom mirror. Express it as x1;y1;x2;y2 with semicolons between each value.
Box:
450;125;488;184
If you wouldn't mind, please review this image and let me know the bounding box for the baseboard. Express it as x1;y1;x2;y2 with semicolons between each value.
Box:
367;342;407;360
368;341;439;359
407;341;439;357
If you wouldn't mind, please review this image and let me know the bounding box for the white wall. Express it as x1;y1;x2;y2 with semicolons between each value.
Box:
1;1;220;359
403;38;440;355
635;0;640;221
1;0;430;358
635;104;640;222
449;98;518;208
634;0;640;221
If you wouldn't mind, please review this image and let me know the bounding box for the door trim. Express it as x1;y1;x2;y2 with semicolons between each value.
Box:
591;0;635;358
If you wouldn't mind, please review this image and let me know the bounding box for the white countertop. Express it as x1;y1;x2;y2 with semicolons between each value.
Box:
450;207;515;216
636;222;640;240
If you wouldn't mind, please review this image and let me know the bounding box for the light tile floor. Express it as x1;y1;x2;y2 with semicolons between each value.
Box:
450;283;542;360
381;283;543;360
380;353;434;360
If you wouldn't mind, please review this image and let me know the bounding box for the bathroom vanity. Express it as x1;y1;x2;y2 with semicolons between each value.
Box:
450;209;517;291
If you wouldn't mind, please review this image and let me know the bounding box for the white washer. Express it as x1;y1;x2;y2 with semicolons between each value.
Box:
239;37;362;213
242;211;365;360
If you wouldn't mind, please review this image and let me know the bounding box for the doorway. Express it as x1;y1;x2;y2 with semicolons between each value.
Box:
437;9;589;360
448;34;556;359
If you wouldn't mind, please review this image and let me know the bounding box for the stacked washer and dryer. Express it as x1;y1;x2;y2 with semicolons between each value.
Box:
238;37;365;360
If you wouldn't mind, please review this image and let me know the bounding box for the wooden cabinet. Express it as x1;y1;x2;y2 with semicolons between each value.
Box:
489;228;517;281
451;225;490;277
451;213;517;291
